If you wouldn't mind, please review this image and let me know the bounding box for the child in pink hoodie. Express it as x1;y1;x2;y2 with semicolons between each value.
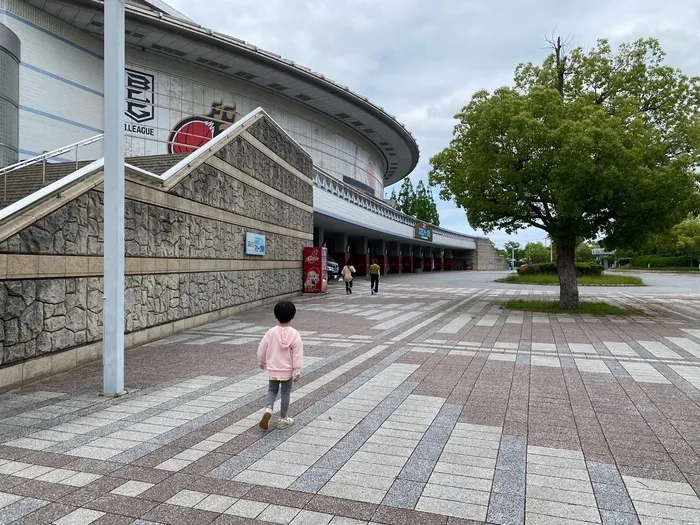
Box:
257;301;304;430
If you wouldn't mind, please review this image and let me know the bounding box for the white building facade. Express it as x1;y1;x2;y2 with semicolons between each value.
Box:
0;0;407;198
0;0;505;268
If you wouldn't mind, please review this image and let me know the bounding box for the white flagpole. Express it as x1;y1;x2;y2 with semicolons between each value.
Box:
102;0;126;395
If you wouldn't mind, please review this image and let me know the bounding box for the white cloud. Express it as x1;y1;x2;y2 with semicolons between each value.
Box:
166;0;700;249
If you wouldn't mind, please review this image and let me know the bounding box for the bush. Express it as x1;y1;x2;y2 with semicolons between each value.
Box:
517;262;603;276
576;262;605;276
617;258;632;267
631;255;694;268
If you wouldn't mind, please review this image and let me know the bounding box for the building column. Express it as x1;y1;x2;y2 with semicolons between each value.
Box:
433;247;443;271
336;232;349;268
388;242;401;274
373;239;387;274
402;244;414;273
444;249;454;271
355;237;369;276
413;245;423;273
423;246;433;272
317;227;325;247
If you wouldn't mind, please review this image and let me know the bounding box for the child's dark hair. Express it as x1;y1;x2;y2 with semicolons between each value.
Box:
274;301;296;324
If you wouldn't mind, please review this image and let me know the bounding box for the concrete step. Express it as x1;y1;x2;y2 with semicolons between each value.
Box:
0;155;187;209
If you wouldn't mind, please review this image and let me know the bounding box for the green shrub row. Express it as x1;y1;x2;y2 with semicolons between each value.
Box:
517;262;604;276
630;255;696;267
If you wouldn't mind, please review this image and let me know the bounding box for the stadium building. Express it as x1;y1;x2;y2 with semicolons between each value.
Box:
0;0;504;274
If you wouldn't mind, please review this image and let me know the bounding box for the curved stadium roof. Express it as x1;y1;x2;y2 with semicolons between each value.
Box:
25;0;420;186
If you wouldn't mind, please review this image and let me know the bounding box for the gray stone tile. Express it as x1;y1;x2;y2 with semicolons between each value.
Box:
599;509;641;525
492;467;525;496
421;426;452;446
486;492;524;525
587;461;624;486
496;435;527;476
381;479;424;509
592;482;636;514
516;355;530;365
0;497;47;523
412;441;444;461
560;356;576;369
288;467;337;493
314;448;355;470
435;403;463;423
398;457;435;483
111;442;161;464
335;432;371;451
209;455;256;480
607;361;633;380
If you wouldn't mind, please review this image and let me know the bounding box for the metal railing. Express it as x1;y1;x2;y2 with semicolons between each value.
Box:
2;128;480;247
312;166;479;246
1;134;104;200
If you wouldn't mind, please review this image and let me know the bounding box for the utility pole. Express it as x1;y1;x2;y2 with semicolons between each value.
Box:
549;237;553;263
103;0;126;396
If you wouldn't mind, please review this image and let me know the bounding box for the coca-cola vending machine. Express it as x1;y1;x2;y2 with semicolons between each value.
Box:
303;247;327;293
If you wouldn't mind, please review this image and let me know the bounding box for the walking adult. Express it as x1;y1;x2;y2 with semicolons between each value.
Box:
369;259;380;295
341;261;356;294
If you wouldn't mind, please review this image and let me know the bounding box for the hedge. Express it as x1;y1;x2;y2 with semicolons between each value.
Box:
630;255;695;268
517;262;604;276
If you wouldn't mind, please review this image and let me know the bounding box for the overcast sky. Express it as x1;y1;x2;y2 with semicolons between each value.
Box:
166;0;699;248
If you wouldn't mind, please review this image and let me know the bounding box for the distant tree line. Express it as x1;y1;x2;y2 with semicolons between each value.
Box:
389;178;440;226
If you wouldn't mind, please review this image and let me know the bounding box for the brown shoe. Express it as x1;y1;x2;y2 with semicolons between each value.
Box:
259;408;273;430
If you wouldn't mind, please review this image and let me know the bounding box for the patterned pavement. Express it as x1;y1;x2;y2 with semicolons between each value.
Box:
1;271;700;524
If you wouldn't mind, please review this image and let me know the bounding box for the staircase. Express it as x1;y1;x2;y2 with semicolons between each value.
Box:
127;154;187;175
0;155;187;209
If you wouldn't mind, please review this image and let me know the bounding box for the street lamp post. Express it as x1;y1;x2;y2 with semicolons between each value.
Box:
550;240;553;263
102;0;126;396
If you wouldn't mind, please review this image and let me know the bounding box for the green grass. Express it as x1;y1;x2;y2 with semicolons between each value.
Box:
503;300;628;315
496;274;644;286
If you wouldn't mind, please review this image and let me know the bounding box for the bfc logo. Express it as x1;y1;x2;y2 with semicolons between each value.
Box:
168;102;237;154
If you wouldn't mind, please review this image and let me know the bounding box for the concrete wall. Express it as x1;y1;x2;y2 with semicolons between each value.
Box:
476;238;508;271
0;115;313;390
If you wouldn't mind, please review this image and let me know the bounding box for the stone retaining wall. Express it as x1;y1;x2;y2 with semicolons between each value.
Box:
476;238;508;271
0;114;313;388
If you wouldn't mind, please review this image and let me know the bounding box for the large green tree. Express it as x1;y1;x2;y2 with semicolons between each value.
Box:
673;216;700;265
395;178;416;217
429;37;700;307
524;242;551;264
414;181;441;226
392;178;441;225
576;243;594;262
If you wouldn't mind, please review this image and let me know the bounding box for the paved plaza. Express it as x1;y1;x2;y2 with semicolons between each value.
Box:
1;271;700;524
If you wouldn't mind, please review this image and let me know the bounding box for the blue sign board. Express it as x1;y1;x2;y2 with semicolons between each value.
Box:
245;232;266;256
414;222;433;242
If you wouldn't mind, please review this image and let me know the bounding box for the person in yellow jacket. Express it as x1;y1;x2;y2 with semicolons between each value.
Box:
369;259;380;295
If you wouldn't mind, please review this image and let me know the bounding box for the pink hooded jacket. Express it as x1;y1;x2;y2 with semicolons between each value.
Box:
257;326;304;380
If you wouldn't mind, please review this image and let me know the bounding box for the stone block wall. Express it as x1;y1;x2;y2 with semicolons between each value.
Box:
0;115;314;386
476;238;508;271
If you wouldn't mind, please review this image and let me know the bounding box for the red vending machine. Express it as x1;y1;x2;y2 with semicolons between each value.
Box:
303;247;327;293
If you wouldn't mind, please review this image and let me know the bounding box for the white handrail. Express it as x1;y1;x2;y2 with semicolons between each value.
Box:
0;135;104;176
1;134;105;201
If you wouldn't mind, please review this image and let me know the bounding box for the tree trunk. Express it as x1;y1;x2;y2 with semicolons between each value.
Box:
557;241;579;309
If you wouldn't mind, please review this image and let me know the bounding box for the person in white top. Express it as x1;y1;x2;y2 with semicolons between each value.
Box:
340;261;356;294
